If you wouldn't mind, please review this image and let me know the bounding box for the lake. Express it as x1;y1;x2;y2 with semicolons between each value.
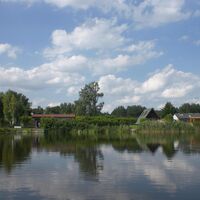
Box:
1;131;200;200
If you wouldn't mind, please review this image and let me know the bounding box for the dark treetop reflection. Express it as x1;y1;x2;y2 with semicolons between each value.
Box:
1;132;200;200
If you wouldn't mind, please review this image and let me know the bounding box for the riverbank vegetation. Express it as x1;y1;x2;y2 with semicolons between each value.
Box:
41;116;136;130
1;82;200;138
136;120;196;134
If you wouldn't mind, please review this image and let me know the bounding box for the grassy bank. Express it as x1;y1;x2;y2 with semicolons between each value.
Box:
136;121;196;134
0;128;17;135
40;116;137;141
1;117;199;140
41;116;136;130
0;128;44;136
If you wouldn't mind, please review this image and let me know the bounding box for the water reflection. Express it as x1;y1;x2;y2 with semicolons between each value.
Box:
74;145;104;181
0;132;200;174
162;142;177;159
112;140;142;153
0;135;32;173
1;131;200;199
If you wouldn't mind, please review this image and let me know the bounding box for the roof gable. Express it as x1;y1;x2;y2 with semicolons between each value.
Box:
137;108;159;124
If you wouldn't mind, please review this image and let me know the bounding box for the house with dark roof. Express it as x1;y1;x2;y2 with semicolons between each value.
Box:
173;113;200;123
136;108;160;124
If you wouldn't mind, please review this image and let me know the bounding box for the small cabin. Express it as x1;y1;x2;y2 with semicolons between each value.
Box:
136;108;160;124
173;113;200;123
32;114;76;128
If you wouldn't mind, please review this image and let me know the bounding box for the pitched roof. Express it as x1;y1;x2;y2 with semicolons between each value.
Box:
138;108;152;119
136;108;158;124
174;113;190;119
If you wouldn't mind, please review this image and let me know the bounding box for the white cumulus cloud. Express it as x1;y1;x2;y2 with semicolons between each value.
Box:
131;0;190;29
0;55;86;91
0;43;21;59
99;65;200;112
44;18;127;58
161;85;193;98
2;0;191;28
43;18;162;75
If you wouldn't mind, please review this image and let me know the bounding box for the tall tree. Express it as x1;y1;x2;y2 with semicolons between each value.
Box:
45;106;61;114
126;105;146;117
60;103;75;114
10;94;17;125
75;82;104;116
179;103;200;113
2;90;31;125
161;102;177;118
0;93;4;124
111;106;127;117
31;106;44;114
3;91;14;125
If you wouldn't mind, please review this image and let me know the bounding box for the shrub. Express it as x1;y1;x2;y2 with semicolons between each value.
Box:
164;114;173;123
20;116;34;128
41;116;136;130
140;118;149;123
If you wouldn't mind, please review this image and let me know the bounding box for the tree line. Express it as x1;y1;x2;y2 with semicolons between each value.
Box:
111;102;200;118
1;81;200;126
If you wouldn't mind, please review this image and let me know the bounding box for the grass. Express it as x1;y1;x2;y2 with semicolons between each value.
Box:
0;128;17;135
0;127;44;136
136;120;196;134
130;124;138;130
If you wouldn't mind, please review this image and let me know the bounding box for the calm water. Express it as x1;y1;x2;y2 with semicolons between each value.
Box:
1;132;200;200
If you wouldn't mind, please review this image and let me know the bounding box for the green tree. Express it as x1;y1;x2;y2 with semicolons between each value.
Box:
45;106;61;114
3;91;14;125
31;106;44;114
10;94;17;125
2;90;31;125
60;103;75;114
161;102;177;118
126;105;146;117
0;93;4;125
44;103;75;114
179;103;200;113
164;114;173;123
111;106;127;117
16;93;31;118
75;82;104;116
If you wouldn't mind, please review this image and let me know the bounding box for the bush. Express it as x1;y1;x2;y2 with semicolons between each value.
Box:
0;120;10;128
41;116;136;130
40;116;136;140
20;116;34;128
140;118;149;123
164;114;173;123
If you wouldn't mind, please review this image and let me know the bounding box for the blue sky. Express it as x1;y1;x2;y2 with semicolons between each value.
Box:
0;0;200;112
